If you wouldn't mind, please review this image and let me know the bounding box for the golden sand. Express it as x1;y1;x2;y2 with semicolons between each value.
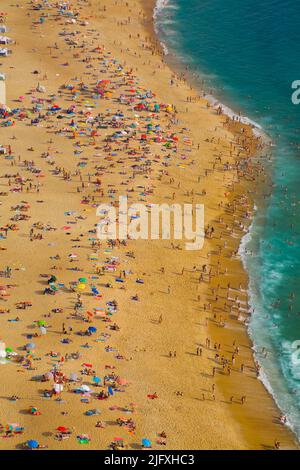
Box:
0;0;297;450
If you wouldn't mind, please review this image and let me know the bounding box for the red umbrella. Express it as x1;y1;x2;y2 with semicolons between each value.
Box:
56;426;68;433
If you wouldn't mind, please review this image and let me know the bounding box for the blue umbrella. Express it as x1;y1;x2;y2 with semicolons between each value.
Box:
108;386;114;396
88;326;97;333
92;376;101;384
27;439;39;449
26;343;35;349
142;438;151;448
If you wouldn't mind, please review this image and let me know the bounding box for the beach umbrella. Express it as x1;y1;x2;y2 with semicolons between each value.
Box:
27;439;39;449
26;343;35;350
77;283;86;291
37;320;46;326
108;386;114;396
142;438;151;448
78;277;87;283
80;385;90;392
92;376;101;384
88;326;97;333
56;426;68;433
70;372;77;381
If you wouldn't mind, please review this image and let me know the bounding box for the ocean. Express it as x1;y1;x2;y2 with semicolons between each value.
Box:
154;0;300;440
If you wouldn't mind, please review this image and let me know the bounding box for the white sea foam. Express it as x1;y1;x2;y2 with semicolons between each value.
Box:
153;0;170;55
207;95;263;136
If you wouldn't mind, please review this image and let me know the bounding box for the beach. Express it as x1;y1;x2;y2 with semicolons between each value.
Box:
0;0;297;450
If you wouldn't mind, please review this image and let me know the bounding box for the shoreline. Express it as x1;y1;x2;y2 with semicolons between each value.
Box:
147;0;299;447
152;0;270;141
0;0;297;449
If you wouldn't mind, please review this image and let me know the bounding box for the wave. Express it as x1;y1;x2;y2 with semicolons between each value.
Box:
240;218;300;439
153;0;169;18
153;1;170;55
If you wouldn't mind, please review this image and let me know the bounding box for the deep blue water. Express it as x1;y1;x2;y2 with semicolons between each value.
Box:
155;0;300;439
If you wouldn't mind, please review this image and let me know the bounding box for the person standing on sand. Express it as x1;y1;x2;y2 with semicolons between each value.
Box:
274;439;280;450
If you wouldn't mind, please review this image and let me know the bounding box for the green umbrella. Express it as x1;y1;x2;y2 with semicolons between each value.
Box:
78;277;87;283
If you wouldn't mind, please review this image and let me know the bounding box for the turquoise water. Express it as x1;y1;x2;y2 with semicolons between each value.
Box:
155;0;300;439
